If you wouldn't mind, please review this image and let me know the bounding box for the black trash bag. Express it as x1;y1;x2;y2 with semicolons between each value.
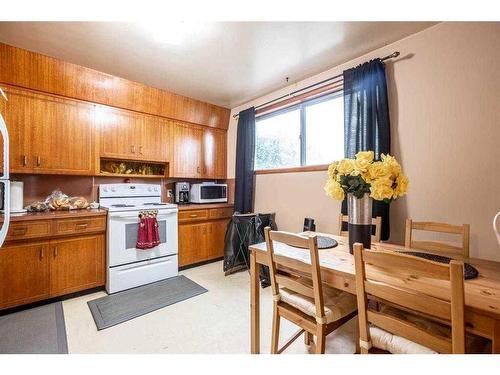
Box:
254;213;276;288
223;212;276;288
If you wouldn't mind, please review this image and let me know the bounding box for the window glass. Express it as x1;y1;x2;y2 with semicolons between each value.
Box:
305;95;344;165
254;93;344;170
255;108;301;170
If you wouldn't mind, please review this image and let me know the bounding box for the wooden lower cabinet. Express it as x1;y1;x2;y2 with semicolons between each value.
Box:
0;213;107;310
178;206;232;267
207;219;229;259
49;234;105;297
0;242;50;309
179;222;209;267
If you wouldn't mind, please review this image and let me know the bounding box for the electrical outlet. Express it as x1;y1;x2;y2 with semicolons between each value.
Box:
167;189;173;198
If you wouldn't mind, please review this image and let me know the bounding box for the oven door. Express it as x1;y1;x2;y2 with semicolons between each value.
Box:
107;209;178;267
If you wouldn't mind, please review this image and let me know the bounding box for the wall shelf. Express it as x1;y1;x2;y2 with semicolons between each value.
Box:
100;159;167;178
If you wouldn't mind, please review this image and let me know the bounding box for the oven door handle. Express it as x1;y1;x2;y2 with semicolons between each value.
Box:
110;211;177;219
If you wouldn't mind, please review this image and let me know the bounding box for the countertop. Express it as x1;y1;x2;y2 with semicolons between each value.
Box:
3;208;108;222
177;202;234;211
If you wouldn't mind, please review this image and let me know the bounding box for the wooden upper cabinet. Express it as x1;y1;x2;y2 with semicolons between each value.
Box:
98;106;143;160
203;128;227;179
0;43;230;129
31;93;95;175
0;86;32;173
173;122;203;178
0;86;95;175
98;105;171;162
140;116;172;162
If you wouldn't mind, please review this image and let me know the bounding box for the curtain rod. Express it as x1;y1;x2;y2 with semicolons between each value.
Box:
233;51;400;119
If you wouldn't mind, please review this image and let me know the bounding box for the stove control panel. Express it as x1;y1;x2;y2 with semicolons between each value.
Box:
99;183;161;198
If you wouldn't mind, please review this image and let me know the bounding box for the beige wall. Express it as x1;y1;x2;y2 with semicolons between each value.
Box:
227;22;500;260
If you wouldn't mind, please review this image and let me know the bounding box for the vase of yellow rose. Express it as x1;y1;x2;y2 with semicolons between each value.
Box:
324;151;409;254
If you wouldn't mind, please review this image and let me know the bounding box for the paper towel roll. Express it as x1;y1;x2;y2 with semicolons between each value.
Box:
10;181;24;211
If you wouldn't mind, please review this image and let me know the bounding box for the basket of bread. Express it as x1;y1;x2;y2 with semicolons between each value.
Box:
26;190;90;212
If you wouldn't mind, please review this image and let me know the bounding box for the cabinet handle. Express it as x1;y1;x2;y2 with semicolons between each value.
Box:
22;155;28;167
131;145;136;154
197;166;200;174
139;146;143;155
36;156;41;167
39;247;44;260
12;227;28;235
189;214;198;218
54;247;58;258
75;223;88;229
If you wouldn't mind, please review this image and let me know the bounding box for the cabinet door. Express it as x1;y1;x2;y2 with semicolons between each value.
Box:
203;128;227;179
0;242;50;309
206;219;229;259
49;234;105;297
178;222;208;267
173;122;203;177
140;116;172;162
0;86;34;173
30;93;95;175
98;106;144;160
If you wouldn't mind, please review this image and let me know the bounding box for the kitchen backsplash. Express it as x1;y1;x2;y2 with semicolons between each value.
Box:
13;174;235;207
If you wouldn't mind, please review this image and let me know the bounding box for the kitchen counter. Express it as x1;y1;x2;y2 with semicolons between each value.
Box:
2;208;108;222
177;203;234;211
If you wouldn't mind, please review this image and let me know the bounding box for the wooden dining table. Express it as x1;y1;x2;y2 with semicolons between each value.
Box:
248;233;500;354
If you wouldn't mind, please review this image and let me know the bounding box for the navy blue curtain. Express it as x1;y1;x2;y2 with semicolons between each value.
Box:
234;107;256;213
342;59;391;240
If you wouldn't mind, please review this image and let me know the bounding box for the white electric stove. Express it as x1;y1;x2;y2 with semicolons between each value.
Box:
99;183;178;294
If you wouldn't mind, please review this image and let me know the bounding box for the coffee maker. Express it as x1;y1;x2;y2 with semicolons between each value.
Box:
175;182;190;204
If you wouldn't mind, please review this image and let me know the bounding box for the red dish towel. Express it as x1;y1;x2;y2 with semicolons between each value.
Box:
136;216;160;249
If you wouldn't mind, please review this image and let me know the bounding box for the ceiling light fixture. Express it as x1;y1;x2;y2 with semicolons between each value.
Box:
139;21;208;46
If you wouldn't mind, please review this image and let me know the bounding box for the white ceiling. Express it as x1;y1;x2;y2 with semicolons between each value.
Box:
0;22;436;108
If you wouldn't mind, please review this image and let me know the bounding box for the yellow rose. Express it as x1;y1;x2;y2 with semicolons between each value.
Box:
394;174;409;198
355;151;374;164
369;177;394;201
366;161;391;182
336;159;355;176
324;179;345;201
327;161;339;180
381;154;402;178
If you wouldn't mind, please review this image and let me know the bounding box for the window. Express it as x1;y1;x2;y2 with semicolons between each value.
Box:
255;92;344;171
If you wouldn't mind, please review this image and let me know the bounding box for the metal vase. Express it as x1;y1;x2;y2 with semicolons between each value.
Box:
347;193;372;254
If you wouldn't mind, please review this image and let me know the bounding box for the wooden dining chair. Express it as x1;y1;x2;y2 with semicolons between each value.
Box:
354;243;467;354
264;227;358;354
405;219;470;258
338;214;382;243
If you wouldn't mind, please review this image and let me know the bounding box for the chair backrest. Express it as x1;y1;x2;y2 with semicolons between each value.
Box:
338;214;382;242
353;243;466;354
405;219;470;258
264;227;326;323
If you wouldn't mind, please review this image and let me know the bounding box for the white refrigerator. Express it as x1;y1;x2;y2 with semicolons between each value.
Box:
0;87;10;247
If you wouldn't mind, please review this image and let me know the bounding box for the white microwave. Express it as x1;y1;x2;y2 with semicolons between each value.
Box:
190;183;228;203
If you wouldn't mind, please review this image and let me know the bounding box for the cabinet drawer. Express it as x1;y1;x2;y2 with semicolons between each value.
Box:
53;216;106;236
209;207;234;219
178;209;209;222
6;220;52;241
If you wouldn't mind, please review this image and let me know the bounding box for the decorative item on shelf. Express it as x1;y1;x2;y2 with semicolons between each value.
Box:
324;151;409;253
100;159;165;177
